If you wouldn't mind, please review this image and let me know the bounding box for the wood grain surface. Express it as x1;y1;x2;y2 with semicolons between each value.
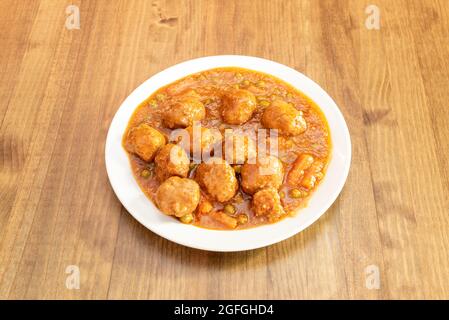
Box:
1;0;448;299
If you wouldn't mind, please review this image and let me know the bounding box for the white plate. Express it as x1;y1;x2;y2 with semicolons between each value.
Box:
105;55;351;252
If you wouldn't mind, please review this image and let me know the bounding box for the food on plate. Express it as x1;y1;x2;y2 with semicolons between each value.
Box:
261;100;307;136
286;153;314;186
195;157;238;202
123;67;331;229
252;187;285;221
176;125;222;157
221;88;257;125
155;176;200;218
162;91;205;129
240;155;284;195
222;133;257;164
124;123;166;162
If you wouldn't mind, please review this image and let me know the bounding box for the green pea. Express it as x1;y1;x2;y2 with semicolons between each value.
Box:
180;213;194;224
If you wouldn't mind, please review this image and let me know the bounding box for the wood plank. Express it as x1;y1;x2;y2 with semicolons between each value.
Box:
1;0;448;299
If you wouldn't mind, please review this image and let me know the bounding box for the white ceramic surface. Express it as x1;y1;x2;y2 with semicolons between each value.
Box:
105;55;351;252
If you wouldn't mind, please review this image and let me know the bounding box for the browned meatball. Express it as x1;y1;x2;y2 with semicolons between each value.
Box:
222;134;256;165
261;100;307;136
252;187;285;220
221;89;257;125
154;144;190;182
177;125;222;157
155;176;200;217
195;157;238;202
240;155;284;194
125;123;166;162
162;93;205;129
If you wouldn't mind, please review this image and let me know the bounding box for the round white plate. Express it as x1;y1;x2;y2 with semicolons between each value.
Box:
105;55;351;252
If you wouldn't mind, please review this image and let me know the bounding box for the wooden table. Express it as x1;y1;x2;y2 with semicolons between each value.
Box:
1;0;448;300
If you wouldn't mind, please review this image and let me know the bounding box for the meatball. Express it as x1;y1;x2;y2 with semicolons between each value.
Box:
154;144;190;182
125;123;166;162
155;176;200;217
162;93;205;129
222;134;256;165
195;157;238;202
261;100;307;136
221;89;257;125
177;125;222;157
240;155;284;194
252;187;285;220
